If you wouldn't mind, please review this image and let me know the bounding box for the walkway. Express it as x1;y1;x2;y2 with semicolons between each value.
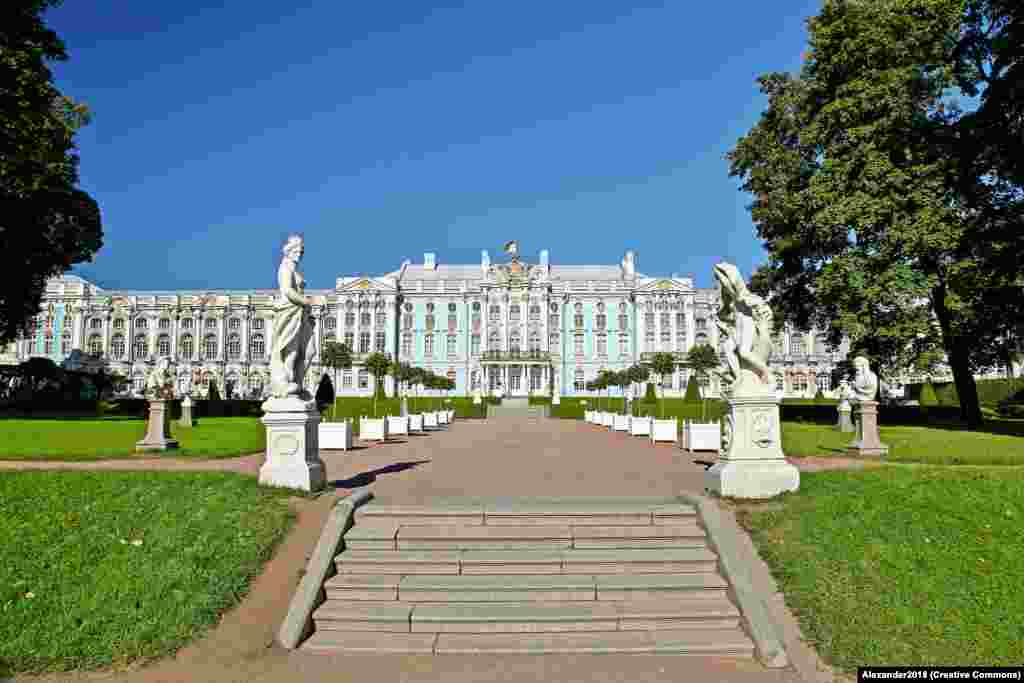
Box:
12;417;846;683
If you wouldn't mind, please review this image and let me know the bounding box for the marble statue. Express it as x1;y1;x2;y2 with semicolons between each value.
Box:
851;356;878;401
269;234;317;400
712;262;774;395
145;357;175;399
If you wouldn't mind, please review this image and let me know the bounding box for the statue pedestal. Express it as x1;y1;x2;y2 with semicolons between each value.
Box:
259;396;325;492
846;400;888;458
705;394;799;499
178;396;195;427
136;400;179;452
837;400;854;433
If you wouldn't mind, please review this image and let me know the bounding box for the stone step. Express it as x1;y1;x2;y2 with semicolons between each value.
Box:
398;574;598;602
570;524;707;549
357;505;484;526
312;598;742;634
396;525;573;551
355;502;697;527
302;631;437;654
334;547;718;575
595;573;730;601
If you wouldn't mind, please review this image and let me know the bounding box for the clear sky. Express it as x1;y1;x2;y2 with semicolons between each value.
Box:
48;0;821;292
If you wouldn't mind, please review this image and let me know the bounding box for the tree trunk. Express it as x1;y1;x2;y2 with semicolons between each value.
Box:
932;285;983;428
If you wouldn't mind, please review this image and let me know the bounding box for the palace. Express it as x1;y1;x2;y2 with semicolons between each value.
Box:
5;246;849;399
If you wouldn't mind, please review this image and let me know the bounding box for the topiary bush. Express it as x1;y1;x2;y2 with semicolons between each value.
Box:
919;381;939;406
644;382;657;403
813;389;826;403
683;376;701;403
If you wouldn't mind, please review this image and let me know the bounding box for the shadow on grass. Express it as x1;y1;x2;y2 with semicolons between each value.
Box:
330;459;431;489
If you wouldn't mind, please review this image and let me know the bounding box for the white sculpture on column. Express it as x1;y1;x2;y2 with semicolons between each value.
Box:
846;356;888;457
259;234;325;492
705;263;799;498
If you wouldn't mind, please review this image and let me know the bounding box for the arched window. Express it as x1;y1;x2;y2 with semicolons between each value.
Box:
157;334;171;357
489;305;501;322
359;331;370;353
204;334;218;359
425;314;435;330
133;334;148;358
375;311;386;327
549;331;560;349
529;305;541;321
111;334;126;359
61;331;71;355
180;334;194;359
488;330;501;351
509;331;521;353
596;334;607;356
360;311;371;326
574;369;585;392
345;312;355;327
374;332;385;352
447;314;456;331
509;305;520;322
528;332;541;352
401;333;412;356
424;334;434;357
695;332;708;346
44;331;53;355
249;334;264;358
227;334;241;360
88;334;103;356
446;334;456;354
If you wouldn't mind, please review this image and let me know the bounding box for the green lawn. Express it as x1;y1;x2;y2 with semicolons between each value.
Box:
0;471;294;676
782;420;1024;465
737;468;1024;670
0;416;265;461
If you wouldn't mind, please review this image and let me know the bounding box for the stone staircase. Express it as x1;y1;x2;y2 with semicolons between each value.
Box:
486;397;548;419
300;499;757;656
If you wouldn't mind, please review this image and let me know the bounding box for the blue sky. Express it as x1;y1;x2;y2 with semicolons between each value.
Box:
49;1;822;291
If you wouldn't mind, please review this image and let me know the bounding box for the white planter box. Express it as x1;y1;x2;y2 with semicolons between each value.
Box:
684;420;721;452
613;414;630;431
448;409;455;422
387;415;409;436
408;413;424;432
319;420;352;450
359;417;388;441
650;418;678;444
629;416;652;436
438;410;450;425
600;412;614;427
423;412;439;429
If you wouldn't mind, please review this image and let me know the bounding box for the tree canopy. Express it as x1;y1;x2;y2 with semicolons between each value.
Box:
1;0;103;344
727;0;1024;427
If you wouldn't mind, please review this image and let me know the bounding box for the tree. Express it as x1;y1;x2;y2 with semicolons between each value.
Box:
727;0;1024;428
315;374;335;412
685;343;719;421
647;352;676;419
919;381;940;406
320;341;352;419
362;352;391;416
683;375;702;403
1;0;104;345
627;363;650;401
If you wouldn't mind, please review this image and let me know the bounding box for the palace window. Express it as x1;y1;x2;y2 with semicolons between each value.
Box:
660;313;670;329
660;329;671;351
676;332;687;352
252;318;263;331
229;318;241;331
472;301;481;312
227;334;241;360
61;331;71;355
359;332;370;353
374;332;386;352
488;330;501;351
375;312;386;327
447;368;457;385
510;331;521;353
574;369;585;392
345;312;355;327
661;368;674;389
549;313;559;328
528;332;541;353
342;372;352;388
180;334;193;359
645;330;655;351
509;305;521;322
425;314;435;331
88;334;103;356
448;314;457;331
574;334;584;356
401;333;412;356
135;334;149;358
346;300;355;311
574;313;584;329
324;316;337;330
181;318;194;330
448;303;457;313
551;303;559;313
158;335;171;357
596;314;606;330
776;374;784;392
159;318;171;330
791;337;806;356
424;334;434;357
204;334;217;359
405;303;413;313
645;312;655;329
360;312;371;326
249;334;263;358
596;334;607;356
402;314;413;329
695;318;707;331
817;374;830;392
136;318;148;331
343;331;354;349
530;366;542;391
695;332;708;346
446;334;456;355
471;370;480;390
426;303;434;313
549;331;559;349
92;318;104;330
619;333;630;355
529;305;541;321
472;315;481;332
618;314;628;330
676;312;686;328
133;372;145;393
358;369;369;389
205;318;217;329
44;332;52;355
793;373;808;393
471;334;480;356
110;334;125;359
489;305;500;322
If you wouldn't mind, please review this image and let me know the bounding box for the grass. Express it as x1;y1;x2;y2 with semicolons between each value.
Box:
736;467;1024;670
0;416;265;461
0;470;295;676
782;420;1024;465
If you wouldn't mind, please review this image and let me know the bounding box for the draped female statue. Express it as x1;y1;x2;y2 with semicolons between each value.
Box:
270;235;317;400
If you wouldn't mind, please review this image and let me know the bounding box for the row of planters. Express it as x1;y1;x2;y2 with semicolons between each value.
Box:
582;408;725;452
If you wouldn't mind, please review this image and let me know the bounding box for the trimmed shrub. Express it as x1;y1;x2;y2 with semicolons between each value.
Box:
644;383;657;402
813;389;826;403
683;376;702;402
918;381;939;406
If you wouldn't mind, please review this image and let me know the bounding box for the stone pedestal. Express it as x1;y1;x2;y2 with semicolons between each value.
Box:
552;394;561;405
136;400;179;452
706;394;799;499
259;396;325;492
837;399;854;432
178;396;195;427
846;400;888;458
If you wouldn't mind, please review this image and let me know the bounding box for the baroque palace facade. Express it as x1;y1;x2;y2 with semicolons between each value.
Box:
5;246;849;399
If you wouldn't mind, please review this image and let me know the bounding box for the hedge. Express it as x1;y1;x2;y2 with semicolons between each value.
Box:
905;378;1024;406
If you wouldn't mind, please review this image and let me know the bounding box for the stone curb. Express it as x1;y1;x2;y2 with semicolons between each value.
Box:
278;489;373;649
676;491;789;669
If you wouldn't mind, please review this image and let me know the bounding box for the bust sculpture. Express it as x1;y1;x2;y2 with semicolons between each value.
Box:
145;357;175;400
712;262;774;395
850;356;879;401
269;234;317;400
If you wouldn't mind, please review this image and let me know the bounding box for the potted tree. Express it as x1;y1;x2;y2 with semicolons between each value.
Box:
406;366;426;432
682;343;721;451
610;371;631;431
627;364;652;436
360;352;391;441
648;352;678;443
